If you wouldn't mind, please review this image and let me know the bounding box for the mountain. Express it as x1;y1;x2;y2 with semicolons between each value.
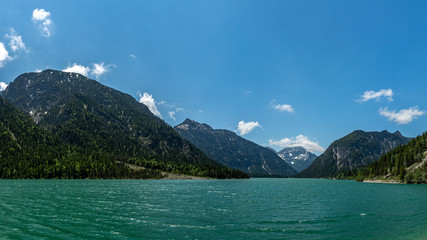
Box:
174;119;297;177
0;95;161;179
277;147;317;172
359;131;427;183
1;70;247;179
296;130;410;178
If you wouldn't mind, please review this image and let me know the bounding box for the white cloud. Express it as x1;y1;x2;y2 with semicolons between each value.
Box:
130;54;136;59
62;63;90;76
358;89;393;102
0;82;8;91
138;92;162;118
32;8;50;21
32;8;52;37
91;62;114;78
5;28;29;52
274;104;294;113
269;135;324;153
62;62;114;78
35;69;43;73
0;42;11;67
169;111;176;121
236;121;261;136
379;106;425;124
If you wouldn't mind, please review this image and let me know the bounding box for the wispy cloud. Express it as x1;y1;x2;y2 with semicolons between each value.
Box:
91;62;114;78
358;89;393;102
5;28;29;52
168;108;183;121
0;82;8;91
269;135;324;153
379;106;425;124
0;42;11;67
169;111;176;121
274;104;294;113
138;92;162;118
0;29;30;68
130;54;136;59
32;8;52;37
236;121;261;136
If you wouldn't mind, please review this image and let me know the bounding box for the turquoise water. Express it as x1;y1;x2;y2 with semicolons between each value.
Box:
0;179;426;240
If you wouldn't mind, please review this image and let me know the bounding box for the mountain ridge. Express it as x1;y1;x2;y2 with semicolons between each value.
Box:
174;118;297;177
347;131;427;183
296;130;410;178
1;70;247;179
0;95;162;179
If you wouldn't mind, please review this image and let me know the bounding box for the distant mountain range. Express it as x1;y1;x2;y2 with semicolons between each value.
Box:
296;130;410;178
1;69;422;181
277;147;317;172
0;70;247;179
174;119;297;177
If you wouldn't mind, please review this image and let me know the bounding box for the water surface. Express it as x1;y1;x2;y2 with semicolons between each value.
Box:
0;179;426;239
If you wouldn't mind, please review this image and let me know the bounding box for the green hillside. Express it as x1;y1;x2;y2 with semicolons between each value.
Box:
1;70;247;179
0;96;160;178
349;132;427;183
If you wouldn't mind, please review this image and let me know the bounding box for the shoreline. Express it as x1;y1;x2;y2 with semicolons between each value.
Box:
123;162;214;180
362;179;403;184
160;172;213;180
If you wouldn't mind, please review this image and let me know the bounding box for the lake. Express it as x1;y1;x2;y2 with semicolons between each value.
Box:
0;178;426;239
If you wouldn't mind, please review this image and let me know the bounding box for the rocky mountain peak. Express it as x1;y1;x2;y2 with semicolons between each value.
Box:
177;118;213;132
277;146;317;172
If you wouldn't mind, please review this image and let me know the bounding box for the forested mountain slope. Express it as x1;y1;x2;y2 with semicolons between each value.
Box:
296;130;410;178
1;70;247;179
354;132;427;183
0;96;159;178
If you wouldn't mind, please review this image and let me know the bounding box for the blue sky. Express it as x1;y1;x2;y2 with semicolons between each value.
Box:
0;0;426;154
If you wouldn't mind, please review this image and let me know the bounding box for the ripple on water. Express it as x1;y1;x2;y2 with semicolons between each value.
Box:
0;179;426;240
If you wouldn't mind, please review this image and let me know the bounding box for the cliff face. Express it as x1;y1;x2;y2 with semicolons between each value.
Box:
358;131;427;183
297;130;410;178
